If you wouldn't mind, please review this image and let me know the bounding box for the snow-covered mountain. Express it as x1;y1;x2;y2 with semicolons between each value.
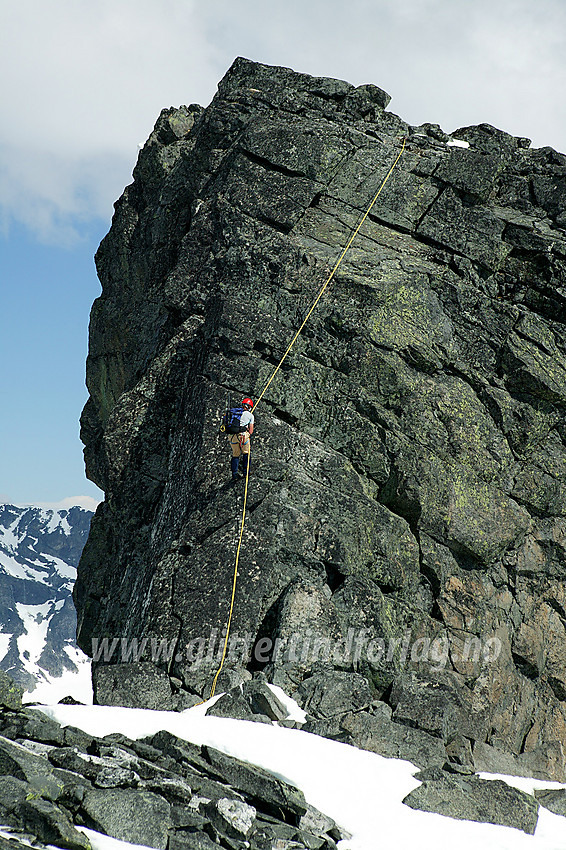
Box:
0;501;94;701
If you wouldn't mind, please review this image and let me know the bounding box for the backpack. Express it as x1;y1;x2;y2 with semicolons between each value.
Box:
223;406;247;434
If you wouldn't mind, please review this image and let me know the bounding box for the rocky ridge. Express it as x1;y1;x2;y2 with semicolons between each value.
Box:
0;675;349;850
2;675;564;848
76;58;566;782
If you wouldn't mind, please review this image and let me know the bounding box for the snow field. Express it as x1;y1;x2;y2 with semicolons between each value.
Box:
38;700;566;850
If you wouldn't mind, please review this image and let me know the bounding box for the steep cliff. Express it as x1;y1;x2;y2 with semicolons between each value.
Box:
76;58;566;779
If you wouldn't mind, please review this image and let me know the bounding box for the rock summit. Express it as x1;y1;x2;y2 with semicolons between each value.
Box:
76;58;566;782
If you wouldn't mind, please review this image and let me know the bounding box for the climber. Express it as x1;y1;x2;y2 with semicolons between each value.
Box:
225;397;254;480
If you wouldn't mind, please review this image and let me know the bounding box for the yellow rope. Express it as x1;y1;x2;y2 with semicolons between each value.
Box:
208;137;406;698
253;137;406;410
209;443;252;698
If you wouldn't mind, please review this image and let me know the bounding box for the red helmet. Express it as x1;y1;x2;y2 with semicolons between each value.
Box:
242;397;253;409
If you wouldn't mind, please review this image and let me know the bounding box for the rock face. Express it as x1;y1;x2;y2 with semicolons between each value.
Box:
76;58;566;779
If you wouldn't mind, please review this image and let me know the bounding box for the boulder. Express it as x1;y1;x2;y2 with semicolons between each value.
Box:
204;797;256;840
0;707;74;747
17;798;90;850
168;833;217;850
0;775;31;821
297;671;372;720
0;671;22;711
49;744;140;789
143;775;193;804
339;708;446;769
534;788;566;817
242;679;290;721
299;804;337;838
80;787;171;848
204;746;307;821
92;662;175;710
402;768;539;834
0;736;55;786
205;689;272;723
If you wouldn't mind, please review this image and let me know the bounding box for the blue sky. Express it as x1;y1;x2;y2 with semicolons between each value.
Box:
0;222;105;505
1;0;565;507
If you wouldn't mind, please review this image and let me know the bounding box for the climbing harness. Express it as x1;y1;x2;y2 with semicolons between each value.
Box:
208;137;406;698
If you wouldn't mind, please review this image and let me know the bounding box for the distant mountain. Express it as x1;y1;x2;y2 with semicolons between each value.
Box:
0;502;94;700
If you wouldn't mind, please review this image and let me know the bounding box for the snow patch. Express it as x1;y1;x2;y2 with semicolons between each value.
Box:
15;601;54;674
32;552;76;580
447;138;470;148
267;682;307;723
40;508;72;535
0;551;50;584
0;633;12;664
0;514;23;553
24;650;93;705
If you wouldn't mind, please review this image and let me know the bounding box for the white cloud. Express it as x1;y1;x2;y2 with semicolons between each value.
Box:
2;495;101;511
0;0;221;242
199;0;566;148
29;496;101;512
1;0;219;154
0;146;132;244
1;0;565;244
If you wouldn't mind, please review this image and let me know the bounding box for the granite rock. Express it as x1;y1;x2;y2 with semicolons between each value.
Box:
74;57;566;780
